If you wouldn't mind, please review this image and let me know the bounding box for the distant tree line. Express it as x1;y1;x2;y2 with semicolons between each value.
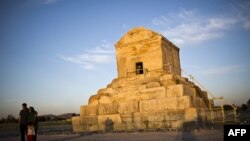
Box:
241;98;250;111
37;116;64;122
0;114;18;124
223;98;250;111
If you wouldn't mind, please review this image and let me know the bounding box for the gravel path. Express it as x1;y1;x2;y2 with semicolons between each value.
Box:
0;130;223;141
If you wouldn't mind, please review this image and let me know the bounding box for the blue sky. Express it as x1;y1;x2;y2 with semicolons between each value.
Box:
0;0;250;118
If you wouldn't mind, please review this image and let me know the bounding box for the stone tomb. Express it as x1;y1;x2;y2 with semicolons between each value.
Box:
72;27;211;132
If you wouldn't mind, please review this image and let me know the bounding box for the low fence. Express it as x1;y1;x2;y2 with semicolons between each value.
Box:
0;121;73;138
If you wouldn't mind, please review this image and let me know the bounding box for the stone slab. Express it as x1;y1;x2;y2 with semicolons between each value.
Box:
98;103;118;115
86;105;98;116
118;101;139;114
98;114;122;124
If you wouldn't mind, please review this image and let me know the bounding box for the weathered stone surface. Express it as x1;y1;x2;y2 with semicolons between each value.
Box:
132;112;141;122
118;101;139;114
139;96;192;112
86;105;98;116
80;105;87;116
98;94;113;104
88;124;99;131
177;96;193;109
166;84;195;98
133;122;146;129
79;116;98;125
114;123;126;131
166;84;184;97
185;108;198;121
146;81;160;88
97;88;115;95
98;103;118;115
168;110;185;121
139;86;166;100
88;95;99;105
120;114;133;123
141;112;165;122
72;116;80;126
170;120;183;128
148;121;165;129
160;74;174;81
193;97;206;108
98;114;122;124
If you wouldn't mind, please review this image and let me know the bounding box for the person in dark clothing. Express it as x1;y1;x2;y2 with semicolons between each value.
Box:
105;118;114;132
28;107;38;141
19;103;29;141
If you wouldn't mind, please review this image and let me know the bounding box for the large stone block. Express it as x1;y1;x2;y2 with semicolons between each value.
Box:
79;115;98;125
72;116;93;132
98;103;118;115
168;110;185;121
98;124;105;131
125;85;138;92
133;122;146;129
160;74;175;81
88;95;99;105
125;123;134;130
170;120;183;128
80;105;87;116
72;116;80;132
98;95;113;104
146;81;160;88
98;114;122;124
166;85;183;97
185;108;198;121
161;80;176;86
97;88;116;95
121;114;133;123
148;121;165;129
166;84;195;98
140;96;193;113
177;96;193;109
113;92;138;102
73;124;88;132
139;86;166;100
88;124;99;131
137;85;146;91
192;97;206;108
141;112;165;122
160;74;176;86
164;121;171;128
139;99;174;112
132;112;141;122
118;101;139;114
86;105;98;116
114;123;126;131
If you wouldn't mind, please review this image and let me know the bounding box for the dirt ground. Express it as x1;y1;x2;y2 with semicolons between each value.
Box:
0;129;223;141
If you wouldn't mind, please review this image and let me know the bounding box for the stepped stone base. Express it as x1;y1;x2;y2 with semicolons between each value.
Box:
72;74;213;132
72;27;218;132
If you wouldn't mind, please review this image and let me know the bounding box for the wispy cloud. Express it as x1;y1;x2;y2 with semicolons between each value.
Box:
40;0;62;5
58;42;115;70
234;1;250;30
152;9;237;46
195;65;248;75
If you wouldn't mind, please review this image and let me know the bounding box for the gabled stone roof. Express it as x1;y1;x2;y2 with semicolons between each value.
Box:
115;27;162;47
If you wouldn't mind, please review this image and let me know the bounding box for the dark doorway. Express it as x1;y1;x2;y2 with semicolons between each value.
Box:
136;62;143;75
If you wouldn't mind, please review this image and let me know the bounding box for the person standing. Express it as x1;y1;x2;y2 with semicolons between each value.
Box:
28;107;38;141
105;118;114;133
19;103;29;141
